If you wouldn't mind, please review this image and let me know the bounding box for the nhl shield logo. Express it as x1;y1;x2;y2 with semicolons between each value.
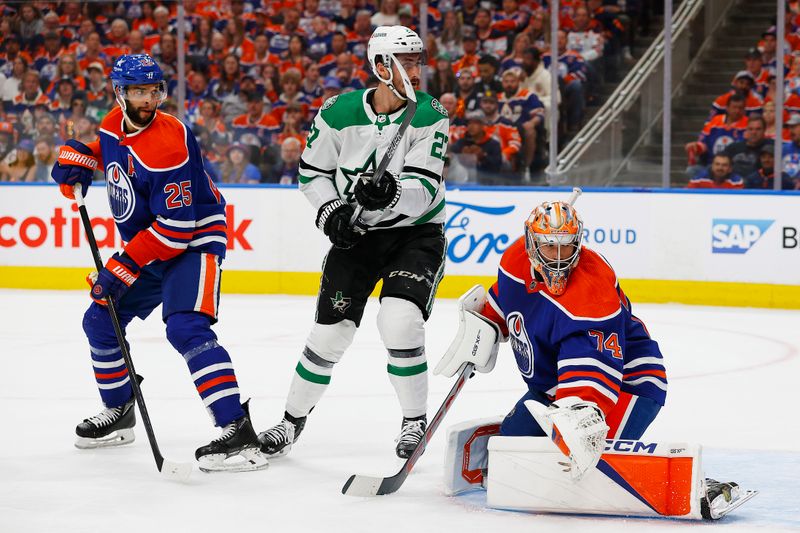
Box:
106;162;135;223
507;312;534;378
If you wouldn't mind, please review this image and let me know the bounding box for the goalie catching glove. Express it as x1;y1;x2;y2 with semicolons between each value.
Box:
354;170;402;211
525;397;609;482
435;285;500;378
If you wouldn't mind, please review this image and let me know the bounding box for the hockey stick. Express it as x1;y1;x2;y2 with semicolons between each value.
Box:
74;184;192;481
341;362;474;497
349;97;418;231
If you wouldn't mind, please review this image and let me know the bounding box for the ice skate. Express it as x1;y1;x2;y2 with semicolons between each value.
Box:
701;478;759;520
395;415;427;459
75;395;136;449
195;401;268;473
258;412;306;458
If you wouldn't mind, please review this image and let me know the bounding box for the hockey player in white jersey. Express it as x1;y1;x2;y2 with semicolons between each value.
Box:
258;26;449;459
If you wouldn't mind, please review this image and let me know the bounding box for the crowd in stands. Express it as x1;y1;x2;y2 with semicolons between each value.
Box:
685;13;800;190
0;0;647;185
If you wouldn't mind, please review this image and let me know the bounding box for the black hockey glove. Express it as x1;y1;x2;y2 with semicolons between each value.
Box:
353;170;401;211
316;199;361;249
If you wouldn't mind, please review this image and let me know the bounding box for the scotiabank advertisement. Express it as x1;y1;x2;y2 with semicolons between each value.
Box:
1;184;799;286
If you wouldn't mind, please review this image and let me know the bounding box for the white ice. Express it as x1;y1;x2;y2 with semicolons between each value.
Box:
1;290;799;532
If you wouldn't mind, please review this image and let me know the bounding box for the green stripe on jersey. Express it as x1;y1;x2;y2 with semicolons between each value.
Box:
414;199;446;225
401;175;438;198
387;362;428;377
295;362;331;384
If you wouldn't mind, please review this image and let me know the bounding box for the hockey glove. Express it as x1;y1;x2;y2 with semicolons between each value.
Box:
89;252;141;303
353;170;401;211
316;199;361;249
52;140;99;199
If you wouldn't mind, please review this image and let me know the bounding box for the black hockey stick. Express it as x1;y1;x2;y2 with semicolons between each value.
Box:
74;184;192;480
349;97;418;230
341;362;474;497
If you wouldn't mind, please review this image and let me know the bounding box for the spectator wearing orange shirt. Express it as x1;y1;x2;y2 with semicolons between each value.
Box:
280;35;309;76
232;92;280;148
710;71;764;118
686;153;744;189
477;91;522;171
685;93;748;171
103;19;130;60
45;54;86;99
452;29;481;74
455;67;481;120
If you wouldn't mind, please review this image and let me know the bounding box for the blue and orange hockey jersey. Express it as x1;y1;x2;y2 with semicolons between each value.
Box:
481;237;668;416
90;106;228;266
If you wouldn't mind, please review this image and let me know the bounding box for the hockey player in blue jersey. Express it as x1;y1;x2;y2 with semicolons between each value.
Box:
50;54;267;473
436;194;746;518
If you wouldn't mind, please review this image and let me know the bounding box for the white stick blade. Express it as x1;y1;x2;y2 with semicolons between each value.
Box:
161;460;193;481
342;475;383;497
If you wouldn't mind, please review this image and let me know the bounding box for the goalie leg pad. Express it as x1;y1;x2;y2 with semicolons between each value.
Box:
444;417;504;495
286;320;357;418
378;298;428;418
486;437;705;519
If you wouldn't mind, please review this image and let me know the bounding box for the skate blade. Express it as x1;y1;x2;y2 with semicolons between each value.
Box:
75;428;135;449
198;447;269;473
263;444;292;459
713;490;759;519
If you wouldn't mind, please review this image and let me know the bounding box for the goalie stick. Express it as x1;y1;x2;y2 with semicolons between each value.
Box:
341;363;474;497
349;97;418;230
74;184;192;481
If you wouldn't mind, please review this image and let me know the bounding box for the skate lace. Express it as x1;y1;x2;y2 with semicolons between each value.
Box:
213;421;237;443
87;406;123;428
397;420;425;446
262;419;292;445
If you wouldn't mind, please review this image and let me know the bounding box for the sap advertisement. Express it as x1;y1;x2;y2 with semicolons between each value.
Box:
0;184;798;285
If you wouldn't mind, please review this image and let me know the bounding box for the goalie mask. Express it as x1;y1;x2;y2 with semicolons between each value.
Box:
110;54;167;130
524;201;583;295
367;25;425;102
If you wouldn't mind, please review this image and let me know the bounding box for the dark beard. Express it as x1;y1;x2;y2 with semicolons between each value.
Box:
125;103;156;126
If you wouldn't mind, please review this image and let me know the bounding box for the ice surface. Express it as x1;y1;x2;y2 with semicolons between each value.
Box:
1;290;798;532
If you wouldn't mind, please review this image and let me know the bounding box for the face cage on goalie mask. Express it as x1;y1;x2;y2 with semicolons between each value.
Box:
526;230;582;295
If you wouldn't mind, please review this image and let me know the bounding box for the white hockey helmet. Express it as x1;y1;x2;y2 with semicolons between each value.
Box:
367;25;425;102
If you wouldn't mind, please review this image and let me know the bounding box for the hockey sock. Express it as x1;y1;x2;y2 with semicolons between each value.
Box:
285;346;335;418
167;312;244;427
83;302;133;408
387;347;428;418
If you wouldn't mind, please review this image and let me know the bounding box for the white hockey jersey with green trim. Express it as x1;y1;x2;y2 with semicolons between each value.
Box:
298;88;449;229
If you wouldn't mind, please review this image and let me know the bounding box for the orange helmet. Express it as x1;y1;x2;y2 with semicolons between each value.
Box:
524;201;583;295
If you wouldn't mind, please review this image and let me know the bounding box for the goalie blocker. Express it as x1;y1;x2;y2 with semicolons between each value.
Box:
444;417;757;521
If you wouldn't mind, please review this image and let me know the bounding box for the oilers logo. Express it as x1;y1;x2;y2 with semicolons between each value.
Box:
507;312;535;378
712;135;734;155
106;162;135;223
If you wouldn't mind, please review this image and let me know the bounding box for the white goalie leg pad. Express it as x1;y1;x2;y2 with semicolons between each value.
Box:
486;437;706;519
526;397;609;481
378;297;428;418
286;320;357;418
443;416;504;495
434;285;500;378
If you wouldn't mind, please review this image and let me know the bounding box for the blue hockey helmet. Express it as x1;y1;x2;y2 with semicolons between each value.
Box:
111;54;164;89
110;54;167;127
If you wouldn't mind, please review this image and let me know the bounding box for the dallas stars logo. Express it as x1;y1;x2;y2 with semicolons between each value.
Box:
330;291;351;314
339;150;377;202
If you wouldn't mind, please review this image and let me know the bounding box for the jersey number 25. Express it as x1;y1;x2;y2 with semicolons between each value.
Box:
164;181;192;209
